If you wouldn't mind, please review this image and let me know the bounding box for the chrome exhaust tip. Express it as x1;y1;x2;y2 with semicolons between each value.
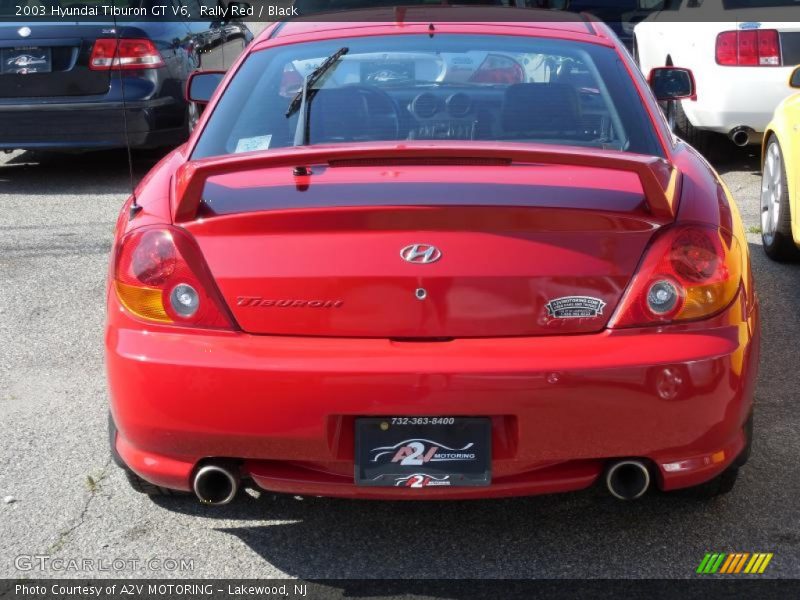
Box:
605;460;651;501
729;127;753;147
192;464;239;505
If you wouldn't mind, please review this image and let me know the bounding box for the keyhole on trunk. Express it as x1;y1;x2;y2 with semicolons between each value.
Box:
415;288;427;300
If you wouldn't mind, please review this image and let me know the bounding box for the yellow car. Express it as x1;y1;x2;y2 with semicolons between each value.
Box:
762;66;800;261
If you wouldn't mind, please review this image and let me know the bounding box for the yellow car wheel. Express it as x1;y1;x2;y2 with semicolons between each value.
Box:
761;136;800;261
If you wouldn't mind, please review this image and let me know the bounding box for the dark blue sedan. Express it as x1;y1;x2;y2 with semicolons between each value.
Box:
0;1;253;151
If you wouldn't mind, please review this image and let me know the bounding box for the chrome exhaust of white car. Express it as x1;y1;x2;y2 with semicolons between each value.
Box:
192;463;239;505
605;460;651;500
729;126;754;147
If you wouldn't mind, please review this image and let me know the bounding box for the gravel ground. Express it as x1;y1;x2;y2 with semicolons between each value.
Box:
1;142;799;580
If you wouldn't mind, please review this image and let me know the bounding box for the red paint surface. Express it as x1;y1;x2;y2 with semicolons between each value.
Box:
107;15;759;499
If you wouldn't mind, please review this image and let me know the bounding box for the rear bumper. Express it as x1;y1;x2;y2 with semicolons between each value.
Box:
107;291;759;499
0;96;185;150
683;65;796;136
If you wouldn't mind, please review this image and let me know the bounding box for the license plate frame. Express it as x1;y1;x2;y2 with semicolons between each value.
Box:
2;47;52;74
355;417;491;488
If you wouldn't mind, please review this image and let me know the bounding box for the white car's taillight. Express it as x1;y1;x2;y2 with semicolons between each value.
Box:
716;30;781;66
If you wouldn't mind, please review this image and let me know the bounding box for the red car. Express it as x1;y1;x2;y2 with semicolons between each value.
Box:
106;8;759;505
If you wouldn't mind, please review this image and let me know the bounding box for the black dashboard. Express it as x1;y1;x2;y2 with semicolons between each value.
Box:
309;84;618;146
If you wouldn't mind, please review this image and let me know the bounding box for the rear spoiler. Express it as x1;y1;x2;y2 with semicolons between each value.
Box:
172;142;680;223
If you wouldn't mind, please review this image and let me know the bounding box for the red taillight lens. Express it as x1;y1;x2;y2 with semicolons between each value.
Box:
610;225;743;328
757;29;781;66
469;54;525;84
114;226;233;329
716;31;738;65
90;38;164;71
715;29;781;66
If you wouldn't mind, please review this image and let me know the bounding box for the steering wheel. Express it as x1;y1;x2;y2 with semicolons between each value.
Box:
313;85;400;143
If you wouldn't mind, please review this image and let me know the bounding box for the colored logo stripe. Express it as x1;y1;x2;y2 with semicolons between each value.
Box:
698;552;773;574
744;553;773;574
697;553;726;573
719;553;748;573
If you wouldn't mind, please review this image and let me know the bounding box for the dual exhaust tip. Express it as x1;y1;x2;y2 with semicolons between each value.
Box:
191;459;651;505
605;460;651;501
192;463;239;505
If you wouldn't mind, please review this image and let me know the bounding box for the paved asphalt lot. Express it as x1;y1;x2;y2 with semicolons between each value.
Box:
1;141;799;580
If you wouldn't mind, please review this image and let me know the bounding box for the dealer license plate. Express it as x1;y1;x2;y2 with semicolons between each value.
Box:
2;47;52;74
355;417;491;488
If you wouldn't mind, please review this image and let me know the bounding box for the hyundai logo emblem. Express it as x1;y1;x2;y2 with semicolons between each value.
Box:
400;244;442;264
18;27;31;38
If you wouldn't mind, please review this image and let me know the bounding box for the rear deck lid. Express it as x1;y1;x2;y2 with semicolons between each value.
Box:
0;23;112;98
180;144;679;338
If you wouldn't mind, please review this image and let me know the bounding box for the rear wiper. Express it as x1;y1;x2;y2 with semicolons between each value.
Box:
285;46;349;146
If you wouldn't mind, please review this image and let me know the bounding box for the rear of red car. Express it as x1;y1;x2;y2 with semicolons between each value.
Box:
106;16;759;503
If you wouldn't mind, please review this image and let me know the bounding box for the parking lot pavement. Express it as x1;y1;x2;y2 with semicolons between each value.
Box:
1;145;798;580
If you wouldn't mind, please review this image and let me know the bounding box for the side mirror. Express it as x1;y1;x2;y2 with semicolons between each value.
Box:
791;66;800;89
648;67;695;101
186;70;225;104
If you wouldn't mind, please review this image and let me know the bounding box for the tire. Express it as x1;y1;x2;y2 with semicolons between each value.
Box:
761;136;800;261
108;411;186;497
733;414;754;469
124;469;186;497
108;411;126;469
671;99;724;161
679;415;752;499
684;467;739;499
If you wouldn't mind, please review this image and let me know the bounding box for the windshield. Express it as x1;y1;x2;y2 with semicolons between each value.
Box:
192;34;663;159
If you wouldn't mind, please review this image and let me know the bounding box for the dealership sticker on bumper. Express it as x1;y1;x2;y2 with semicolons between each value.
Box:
355;417;491;487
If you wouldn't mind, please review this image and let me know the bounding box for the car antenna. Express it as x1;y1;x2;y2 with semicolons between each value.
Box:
112;14;142;220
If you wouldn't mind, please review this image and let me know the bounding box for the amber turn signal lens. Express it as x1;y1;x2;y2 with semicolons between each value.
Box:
115;282;172;323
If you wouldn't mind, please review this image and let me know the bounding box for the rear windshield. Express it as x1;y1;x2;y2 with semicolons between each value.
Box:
192;34;663;159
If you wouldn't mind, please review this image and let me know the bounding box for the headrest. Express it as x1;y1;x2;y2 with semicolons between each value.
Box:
308;87;369;143
501;83;582;137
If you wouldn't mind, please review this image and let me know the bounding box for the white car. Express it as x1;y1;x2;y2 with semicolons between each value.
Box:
634;0;800;152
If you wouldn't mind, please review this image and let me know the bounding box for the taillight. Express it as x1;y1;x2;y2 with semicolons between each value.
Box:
469;54;525;84
716;30;781;66
90;38;164;71
114;226;233;329
610;225;743;328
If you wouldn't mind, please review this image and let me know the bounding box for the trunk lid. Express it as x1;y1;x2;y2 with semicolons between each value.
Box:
181;145;678;338
0;23;112;98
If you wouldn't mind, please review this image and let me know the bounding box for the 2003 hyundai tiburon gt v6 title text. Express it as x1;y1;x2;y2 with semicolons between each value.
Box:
106;8;760;505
